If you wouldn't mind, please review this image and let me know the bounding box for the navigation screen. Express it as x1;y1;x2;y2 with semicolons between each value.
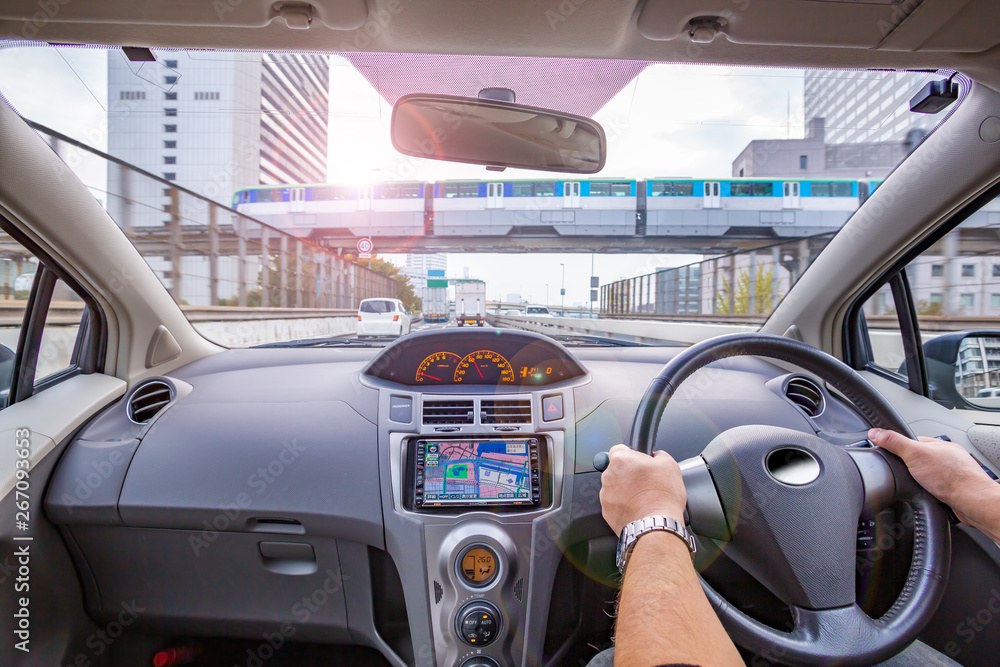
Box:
420;440;534;505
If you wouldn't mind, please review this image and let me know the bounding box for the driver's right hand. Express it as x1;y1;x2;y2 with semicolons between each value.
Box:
869;428;1000;539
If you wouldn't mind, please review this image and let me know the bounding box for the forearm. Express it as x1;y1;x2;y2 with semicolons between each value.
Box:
956;481;1000;543
614;532;743;667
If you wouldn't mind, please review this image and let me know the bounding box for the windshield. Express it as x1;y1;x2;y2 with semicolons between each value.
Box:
0;47;955;346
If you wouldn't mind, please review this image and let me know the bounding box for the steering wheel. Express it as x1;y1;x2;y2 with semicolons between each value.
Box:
622;333;951;666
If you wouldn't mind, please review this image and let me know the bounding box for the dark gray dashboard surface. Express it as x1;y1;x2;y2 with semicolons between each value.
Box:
40;339;873;656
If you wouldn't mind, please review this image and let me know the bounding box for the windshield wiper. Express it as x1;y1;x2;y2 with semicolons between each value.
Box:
547;334;650;347
252;336;396;348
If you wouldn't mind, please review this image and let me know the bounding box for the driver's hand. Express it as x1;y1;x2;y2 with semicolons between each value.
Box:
868;428;996;526
599;444;686;535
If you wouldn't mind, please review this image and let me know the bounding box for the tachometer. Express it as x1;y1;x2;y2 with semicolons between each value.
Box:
416;352;462;383
455;350;515;384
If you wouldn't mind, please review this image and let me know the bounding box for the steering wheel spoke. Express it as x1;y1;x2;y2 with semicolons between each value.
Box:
845;446;896;513
679;456;731;541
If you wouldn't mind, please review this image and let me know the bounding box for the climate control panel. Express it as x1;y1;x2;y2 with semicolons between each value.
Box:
456;600;501;647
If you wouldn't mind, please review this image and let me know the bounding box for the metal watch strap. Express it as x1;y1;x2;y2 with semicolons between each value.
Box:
616;515;696;574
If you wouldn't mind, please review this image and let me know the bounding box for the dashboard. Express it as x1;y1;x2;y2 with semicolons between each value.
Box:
43;328;974;667
362;329;588;387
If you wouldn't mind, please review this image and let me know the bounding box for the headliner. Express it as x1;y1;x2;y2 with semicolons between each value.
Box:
0;1;998;91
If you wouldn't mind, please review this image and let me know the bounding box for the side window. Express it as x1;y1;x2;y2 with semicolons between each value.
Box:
38;279;88;383
858;224;1000;411
0;231;93;408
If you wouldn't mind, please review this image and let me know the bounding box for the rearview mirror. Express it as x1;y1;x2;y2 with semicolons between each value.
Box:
390;94;606;174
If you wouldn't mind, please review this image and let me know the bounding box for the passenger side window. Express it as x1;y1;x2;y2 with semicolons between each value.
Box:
0;230;93;408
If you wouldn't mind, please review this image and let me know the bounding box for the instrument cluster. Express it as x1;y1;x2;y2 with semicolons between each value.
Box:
362;329;587;387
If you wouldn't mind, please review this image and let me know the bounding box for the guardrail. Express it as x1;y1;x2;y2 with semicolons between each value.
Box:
490;313;757;345
492;312;1000;347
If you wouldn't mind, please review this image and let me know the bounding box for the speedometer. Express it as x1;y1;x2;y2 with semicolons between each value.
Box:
416;352;462;383
454;350;515;384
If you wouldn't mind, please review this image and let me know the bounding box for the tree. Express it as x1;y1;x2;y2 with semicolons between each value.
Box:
355;255;421;312
716;266;776;315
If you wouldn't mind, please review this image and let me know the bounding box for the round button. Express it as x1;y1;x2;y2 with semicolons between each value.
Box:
459;658;500;667
455;601;502;647
456;544;500;588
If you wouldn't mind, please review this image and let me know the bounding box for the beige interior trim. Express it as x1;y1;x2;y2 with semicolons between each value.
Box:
0;373;126;500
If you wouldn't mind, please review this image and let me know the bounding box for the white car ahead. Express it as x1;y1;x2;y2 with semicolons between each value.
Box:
357;298;410;338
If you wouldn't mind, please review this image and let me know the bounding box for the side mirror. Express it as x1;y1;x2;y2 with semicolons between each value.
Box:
923;330;1000;410
391;93;606;174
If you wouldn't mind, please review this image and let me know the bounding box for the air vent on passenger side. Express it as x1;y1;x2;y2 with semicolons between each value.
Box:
127;380;174;424
422;400;474;425
481;399;532;424
784;377;825;418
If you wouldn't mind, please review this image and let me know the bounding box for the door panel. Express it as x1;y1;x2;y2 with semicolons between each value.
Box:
563;182;581;208
486;182;504;209
703;181;720;208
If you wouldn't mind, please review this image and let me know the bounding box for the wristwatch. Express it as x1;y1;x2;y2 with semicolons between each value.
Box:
616;515;696;574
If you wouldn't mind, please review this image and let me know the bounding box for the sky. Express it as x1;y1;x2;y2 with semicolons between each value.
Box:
0;44;822;307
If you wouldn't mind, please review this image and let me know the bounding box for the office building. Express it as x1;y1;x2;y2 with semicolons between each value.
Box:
106;50;329;228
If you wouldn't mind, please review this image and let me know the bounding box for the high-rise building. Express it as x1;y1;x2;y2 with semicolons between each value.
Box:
804;70;928;146
259;53;329;185
404;253;448;304
106;50;329;228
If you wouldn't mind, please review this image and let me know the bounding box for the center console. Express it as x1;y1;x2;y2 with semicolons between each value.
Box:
378;389;574;667
364;329;588;666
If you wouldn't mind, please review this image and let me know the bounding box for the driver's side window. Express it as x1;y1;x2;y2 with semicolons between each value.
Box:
859;224;1000;412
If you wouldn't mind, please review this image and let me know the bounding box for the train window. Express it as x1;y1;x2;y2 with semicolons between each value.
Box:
442;182;480;198
588;182;630;196
311;185;353;200
810;181;853;197
650;182;694;196
512;182;556;197
254;189;285;203
381;183;422;198
730;182;774;196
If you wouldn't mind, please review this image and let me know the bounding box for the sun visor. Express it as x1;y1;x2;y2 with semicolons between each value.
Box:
0;0;369;31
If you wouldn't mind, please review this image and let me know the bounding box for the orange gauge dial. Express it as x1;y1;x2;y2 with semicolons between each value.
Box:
416;352;462;383
454;350;515;384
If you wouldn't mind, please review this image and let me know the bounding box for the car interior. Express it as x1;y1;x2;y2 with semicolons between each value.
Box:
2;1;1000;666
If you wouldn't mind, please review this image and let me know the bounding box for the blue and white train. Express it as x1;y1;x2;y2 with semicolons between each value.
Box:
232;178;885;240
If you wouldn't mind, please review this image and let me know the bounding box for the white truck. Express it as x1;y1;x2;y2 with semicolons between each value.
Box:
454;280;486;327
423;286;449;323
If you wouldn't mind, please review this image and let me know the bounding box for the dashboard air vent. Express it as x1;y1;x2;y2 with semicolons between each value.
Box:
422;400;474;425
127;380;174;424
481;399;532;424
784;377;825;418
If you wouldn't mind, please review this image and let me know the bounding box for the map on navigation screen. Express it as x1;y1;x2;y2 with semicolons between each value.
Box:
422;440;532;504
